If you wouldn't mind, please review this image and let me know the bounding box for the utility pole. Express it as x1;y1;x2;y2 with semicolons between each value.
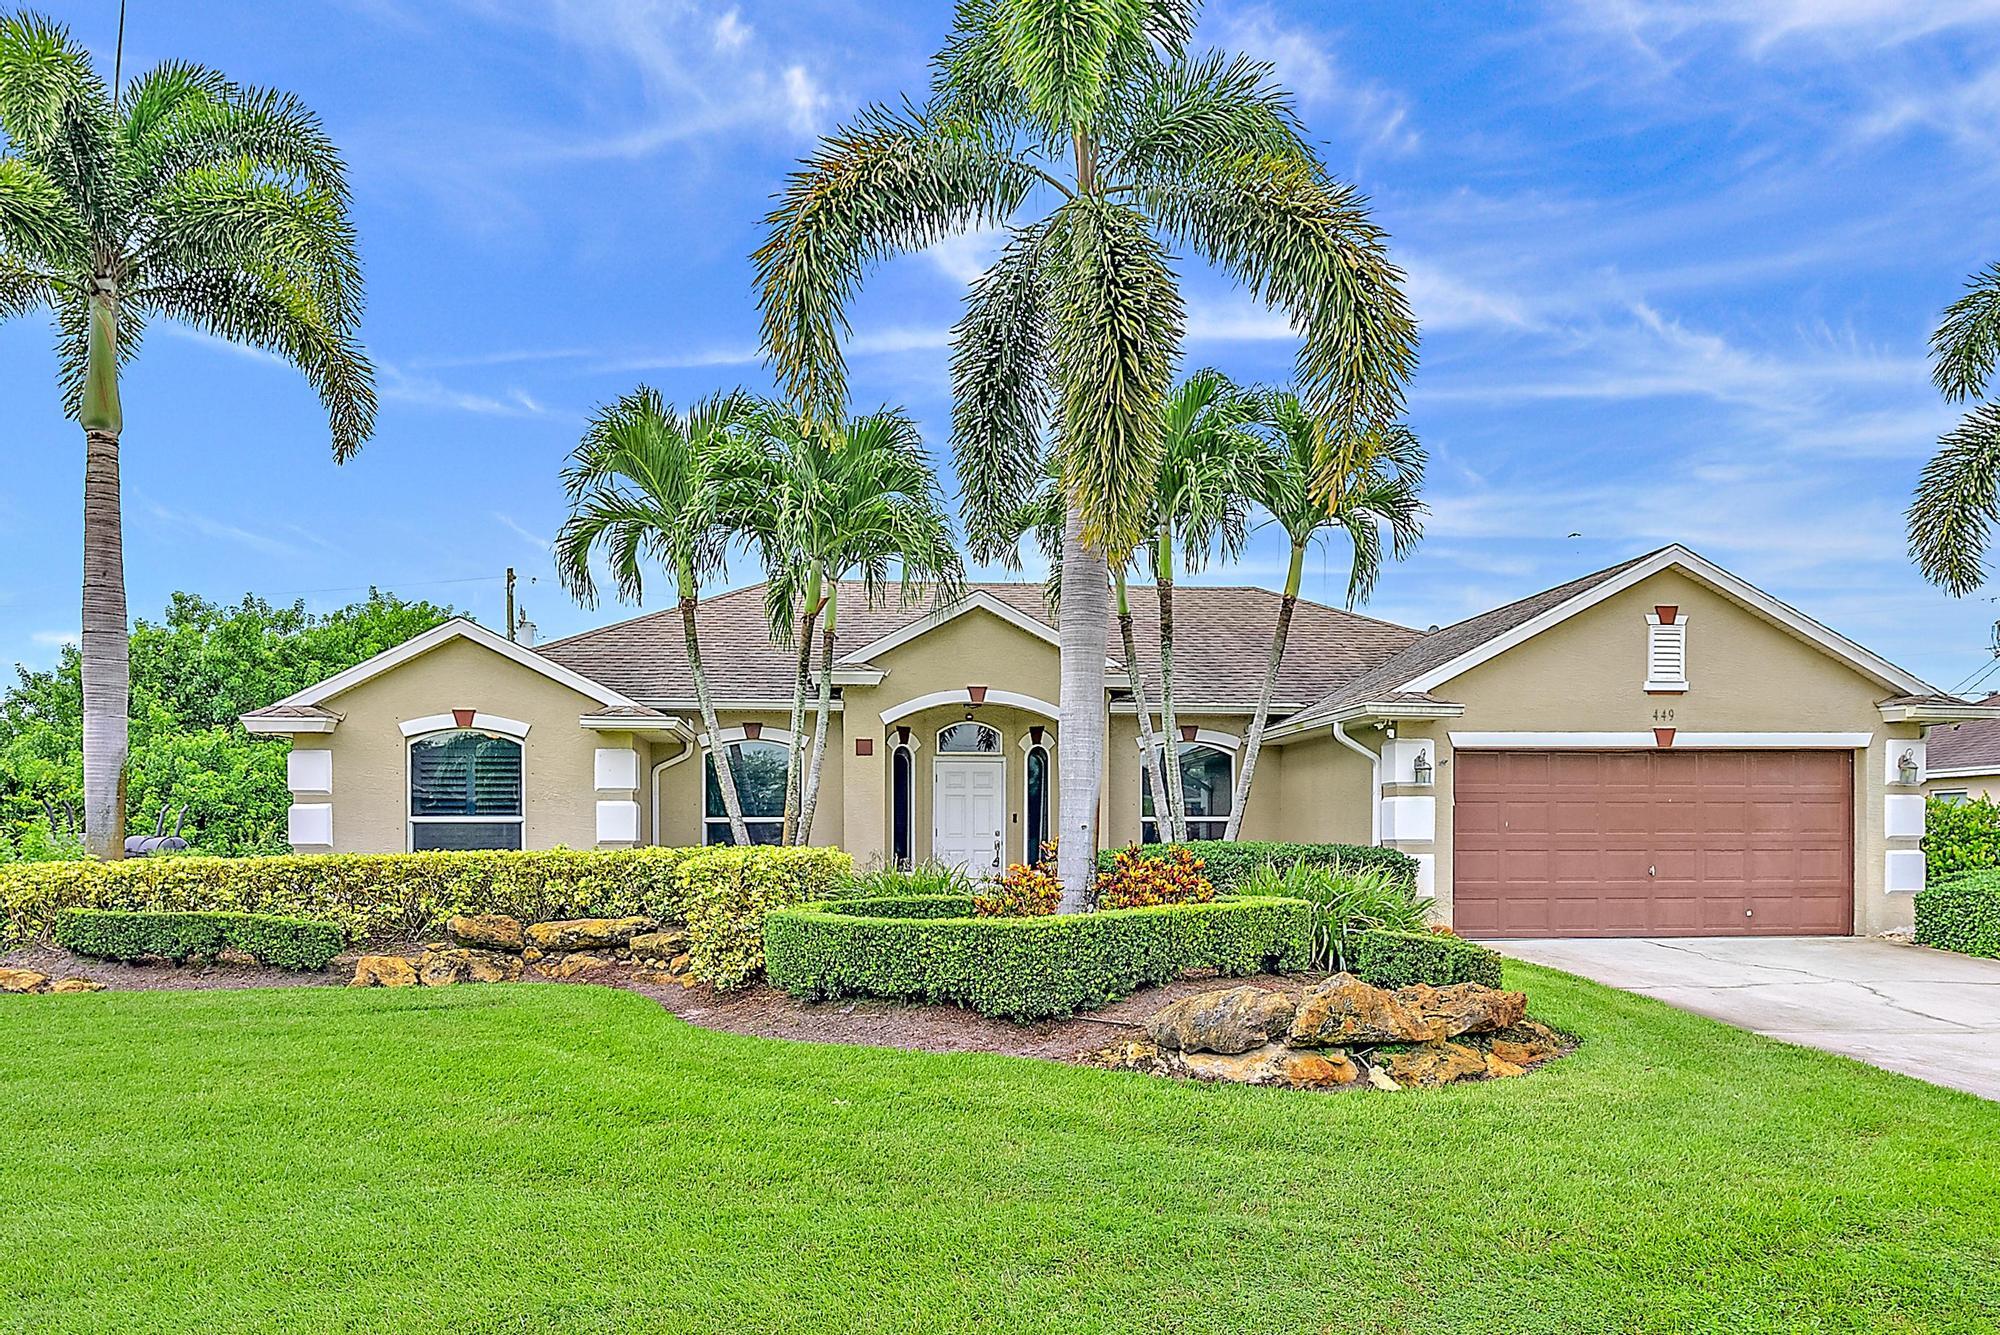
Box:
505;567;516;643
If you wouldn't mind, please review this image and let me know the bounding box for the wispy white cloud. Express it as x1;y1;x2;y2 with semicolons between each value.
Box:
1209;5;1418;153
495;512;553;551
378;364;552;418
144;503;311;561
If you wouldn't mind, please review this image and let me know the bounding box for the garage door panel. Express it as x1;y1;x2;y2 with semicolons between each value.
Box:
1454;749;1852;937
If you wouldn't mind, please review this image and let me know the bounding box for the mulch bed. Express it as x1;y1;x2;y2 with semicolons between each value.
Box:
0;942;1303;1064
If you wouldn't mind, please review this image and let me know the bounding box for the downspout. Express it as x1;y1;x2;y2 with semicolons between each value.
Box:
1330;721;1381;846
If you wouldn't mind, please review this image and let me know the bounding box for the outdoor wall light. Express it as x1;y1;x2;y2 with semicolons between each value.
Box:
1412;750;1433;786
1898;750;1919;785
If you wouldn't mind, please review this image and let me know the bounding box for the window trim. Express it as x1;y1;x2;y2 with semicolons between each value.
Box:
1645;611;1689;692
936;720;1004;755
1141;740;1235;844
700;735;791;846
405;727;527;852
1023;741;1051;865
891;740;916;869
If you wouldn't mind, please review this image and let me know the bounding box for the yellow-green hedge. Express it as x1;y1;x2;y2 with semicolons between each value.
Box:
0;846;854;951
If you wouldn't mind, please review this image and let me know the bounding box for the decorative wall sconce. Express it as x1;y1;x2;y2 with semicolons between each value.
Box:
1412;750;1433;786
1897;750;1919;786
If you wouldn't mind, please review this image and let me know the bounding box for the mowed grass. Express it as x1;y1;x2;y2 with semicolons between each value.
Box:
2;963;1996;1334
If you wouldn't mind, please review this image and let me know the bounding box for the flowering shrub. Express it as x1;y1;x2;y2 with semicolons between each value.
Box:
1095;845;1215;910
973;863;1060;917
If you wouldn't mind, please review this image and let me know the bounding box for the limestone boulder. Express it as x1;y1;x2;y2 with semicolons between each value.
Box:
1180;1044;1359;1089
350;955;419;988
1396;982;1527;1038
1376;1041;1488;1088
525;916;654;952
448;913;525;952
48;978;107;994
1488;1018;1567;1068
1288;974;1441;1046
628;928;689;963
537;953;610;980
0;968;50;994
1086;1040;1176;1077
1145;985;1297;1054
1483;1052;1527;1079
417;947;523;986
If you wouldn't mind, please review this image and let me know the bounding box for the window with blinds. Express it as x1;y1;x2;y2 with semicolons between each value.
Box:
1645;614;1688;692
408;730;524;850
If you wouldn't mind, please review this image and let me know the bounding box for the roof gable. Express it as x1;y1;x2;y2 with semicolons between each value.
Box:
836;590;1068;665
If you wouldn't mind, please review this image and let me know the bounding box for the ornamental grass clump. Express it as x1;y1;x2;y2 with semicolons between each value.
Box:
1242;861;1434;972
1095;846;1215;910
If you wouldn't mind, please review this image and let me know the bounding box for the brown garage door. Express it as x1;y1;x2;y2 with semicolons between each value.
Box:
1453;749;1853;938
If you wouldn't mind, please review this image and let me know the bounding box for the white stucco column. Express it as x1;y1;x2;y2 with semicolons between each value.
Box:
286;745;334;853
1378;734;1438;900
1884;736;1927;896
594;743;642;848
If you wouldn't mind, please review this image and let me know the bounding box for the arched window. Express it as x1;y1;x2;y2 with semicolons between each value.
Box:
1141;742;1233;843
1024;743;1050;863
704;739;788;845
937;721;1002;753
408;730;523;850
891;743;915;869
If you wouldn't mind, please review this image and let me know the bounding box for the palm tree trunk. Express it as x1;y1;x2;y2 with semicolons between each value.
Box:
1116;568;1171;849
1226;541;1304;840
682;590;748;844
1055;504;1109;910
1154;528;1187;842
798;584;838;844
80;424;129;859
782;568;821;845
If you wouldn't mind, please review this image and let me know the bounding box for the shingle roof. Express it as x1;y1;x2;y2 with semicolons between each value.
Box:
1284;550;1661;727
540;581;1422;709
1927;694;2000;773
240;702;341;722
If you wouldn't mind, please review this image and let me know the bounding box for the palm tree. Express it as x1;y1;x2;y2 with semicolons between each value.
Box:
553;388;762;845
1911;264;2000;594
748;406;963;845
0;11;374;856
755;0;1416;904
1223;397;1426;838
1143;369;1264;841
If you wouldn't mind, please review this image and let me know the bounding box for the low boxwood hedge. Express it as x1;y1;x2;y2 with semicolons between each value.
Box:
0;846;851;951
765;893;1314;1020
1348;928;1502;989
1915;871;2000;959
53;908;347;971
1096;840;1419;892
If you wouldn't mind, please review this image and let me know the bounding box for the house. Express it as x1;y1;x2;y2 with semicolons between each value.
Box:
1924;695;2000;803
242;545;1996;938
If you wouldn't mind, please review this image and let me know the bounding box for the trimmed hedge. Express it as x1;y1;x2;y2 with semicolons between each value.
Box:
1348;928;1502;989
0;846;853;951
1096;840;1419;892
1915;872;2000;960
678;846;855;990
53;908;347;971
1924;795;2000;883
765;893;1314;1020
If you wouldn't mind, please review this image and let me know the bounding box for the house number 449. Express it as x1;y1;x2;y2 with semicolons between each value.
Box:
1652;707;1676;722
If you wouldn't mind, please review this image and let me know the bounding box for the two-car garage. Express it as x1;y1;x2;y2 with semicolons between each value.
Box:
1451;748;1854;938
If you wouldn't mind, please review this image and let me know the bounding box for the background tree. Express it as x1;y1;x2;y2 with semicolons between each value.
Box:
1225;401;1426;837
0;590;452;857
554;388;761;845
756;0;1416;903
0;11;375;857
1911;264;2000;595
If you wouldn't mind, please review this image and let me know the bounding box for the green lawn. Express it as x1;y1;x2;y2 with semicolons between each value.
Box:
2;964;1996;1334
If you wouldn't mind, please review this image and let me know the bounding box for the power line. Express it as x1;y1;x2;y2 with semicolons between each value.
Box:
248;574;512;599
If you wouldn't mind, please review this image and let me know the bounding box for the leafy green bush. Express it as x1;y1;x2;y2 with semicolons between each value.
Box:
53;908;346;971
1096;840;1418;892
1348;928;1502;989
1923;795;2000;883
1241;862;1433;971
1915;871;2000;959
764;893;1313;1020
0;846;847;951
680;847;855;990
848;863;974;899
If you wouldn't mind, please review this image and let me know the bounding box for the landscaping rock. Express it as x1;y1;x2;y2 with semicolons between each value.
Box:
525;916;654;952
667;952;691;975
1377;1041;1488;1087
1145;984;1296;1054
1398;982;1527;1038
1288;974;1441;1046
0;968;50;994
1483;1052;1527;1079
538;953;609;980
417;947;523;986
448;913;525;952
48;978;107;994
629;928;689;962
1365;1066;1402;1092
350;955;419;988
1086;1040;1176;1077
1180;1044;1359;1089
1488;1018;1567;1068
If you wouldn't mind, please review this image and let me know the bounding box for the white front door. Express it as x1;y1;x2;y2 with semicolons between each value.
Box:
933;758;1004;877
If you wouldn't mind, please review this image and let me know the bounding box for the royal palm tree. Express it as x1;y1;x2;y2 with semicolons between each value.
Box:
748;405;962;845
1143;369;1264;841
1224;397;1426;838
554;388;762;845
0;11;374;856
1911;264;2000;594
756;0;1416;904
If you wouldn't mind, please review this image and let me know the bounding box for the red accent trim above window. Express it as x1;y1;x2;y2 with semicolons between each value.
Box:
1654;605;1678;624
1029;725;1044;745
1180;724;1199;742
452;709;476;728
1654;727;1676;748
967;685;988;704
854;737;873;757
741;721;762;740
896;726;911;746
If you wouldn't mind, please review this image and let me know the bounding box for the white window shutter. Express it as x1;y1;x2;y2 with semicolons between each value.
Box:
1645;616;1688;691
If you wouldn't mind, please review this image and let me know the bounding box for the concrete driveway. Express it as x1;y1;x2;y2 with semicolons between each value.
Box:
1490;936;2000;1101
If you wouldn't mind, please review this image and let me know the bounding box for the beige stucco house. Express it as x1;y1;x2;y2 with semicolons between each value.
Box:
243;545;1996;938
1923;694;2000;803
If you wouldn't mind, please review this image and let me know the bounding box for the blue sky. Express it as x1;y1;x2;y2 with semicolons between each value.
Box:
9;0;2000;692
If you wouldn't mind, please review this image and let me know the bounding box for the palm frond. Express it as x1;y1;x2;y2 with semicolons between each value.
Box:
1931;264;2000;403
0;252;60;319
1909;402;2000;596
128;76;349;204
0;155;85;263
992;0;1153;136
0;11;103;158
951;220;1055;563
1103;49;1300;180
